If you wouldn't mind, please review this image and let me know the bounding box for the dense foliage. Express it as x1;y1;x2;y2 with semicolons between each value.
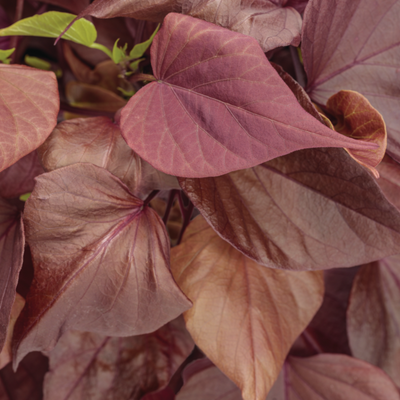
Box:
0;0;399;399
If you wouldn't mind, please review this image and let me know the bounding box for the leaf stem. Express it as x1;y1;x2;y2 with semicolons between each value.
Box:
143;190;159;207
128;73;156;83
290;46;306;88
89;43;113;59
162;189;179;224
10;0;24;63
301;330;323;354
59;102;116;119
177;192;194;245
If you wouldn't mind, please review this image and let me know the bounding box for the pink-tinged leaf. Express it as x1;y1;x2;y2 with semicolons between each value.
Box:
78;0;180;22
179;147;400;270
171;216;324;400
38;117;179;199
0;352;48;400
13;163;191;368
176;359;242;400
0;152;43;199
292;267;359;357
0;198;24;351
347;256;400;387
142;386;176;400
326;90;387;178
267;354;400;400
302;0;400;164
0;65;59;173
44;316;194;400
183;0;302;52
0;294;25;369
120;13;377;178
376;155;400;211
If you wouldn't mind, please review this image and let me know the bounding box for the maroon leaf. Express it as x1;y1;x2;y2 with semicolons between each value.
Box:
0;352;48;400
267;354;400;399
0;152;43;199
13;163;191;368
179;147;400;270
182;0;302;52
39;0;91;13
302;0;400;163
176;358;242;400
0;198;24;351
44;316;194;400
120;13;376;178
376;155;400;211
347;256;400;387
293;267;359;357
171;216;323;400
0;65;59;173
39;117;179;199
78;0;180;22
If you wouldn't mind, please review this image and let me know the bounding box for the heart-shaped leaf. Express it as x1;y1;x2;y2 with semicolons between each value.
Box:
302;0;400;164
39;117;179;199
13;163;191;368
267;354;400;400
347;256;400;387
0;64;59;173
171;216;323;400
44;316;194;400
120;13;376;178
0;198;24;352
376;155;400;211
179;147;400;270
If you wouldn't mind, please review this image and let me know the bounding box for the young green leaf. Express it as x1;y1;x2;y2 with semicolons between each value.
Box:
24;55;52;71
129;24;159;59
112;38;127;64
0;11;112;58
0;48;14;64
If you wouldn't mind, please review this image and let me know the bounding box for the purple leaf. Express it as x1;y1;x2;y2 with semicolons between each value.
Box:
0;152;43;199
12;163;191;368
302;0;400;163
120;13;377;178
0;198;24;352
347;256;400;387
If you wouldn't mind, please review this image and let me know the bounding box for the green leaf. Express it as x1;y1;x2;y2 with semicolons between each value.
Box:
129;24;160;60
112;39;128;64
129;58;145;72
117;87;135;98
25;55;51;71
0;48;14;64
19;193;31;202
0;11;96;47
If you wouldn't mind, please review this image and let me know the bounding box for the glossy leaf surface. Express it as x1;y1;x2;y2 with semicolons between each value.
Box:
0;198;24;352
326;90;387;178
13;163;191;368
183;0;302;52
347;256;400;386
302;0;400;163
39;117;179;199
120;13;376;178
0;151;43;199
0;64;58;173
176;358;242;400
180;147;400;270
0;12;97;47
267;354;400;400
171;216;324;400
44;317;194;400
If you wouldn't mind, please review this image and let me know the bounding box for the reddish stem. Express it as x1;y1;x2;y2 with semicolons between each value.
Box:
162;190;179;224
10;0;24;63
177;192;194;245
143;190;159;208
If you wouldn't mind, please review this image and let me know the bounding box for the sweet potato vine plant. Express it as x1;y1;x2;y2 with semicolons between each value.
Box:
0;0;400;399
